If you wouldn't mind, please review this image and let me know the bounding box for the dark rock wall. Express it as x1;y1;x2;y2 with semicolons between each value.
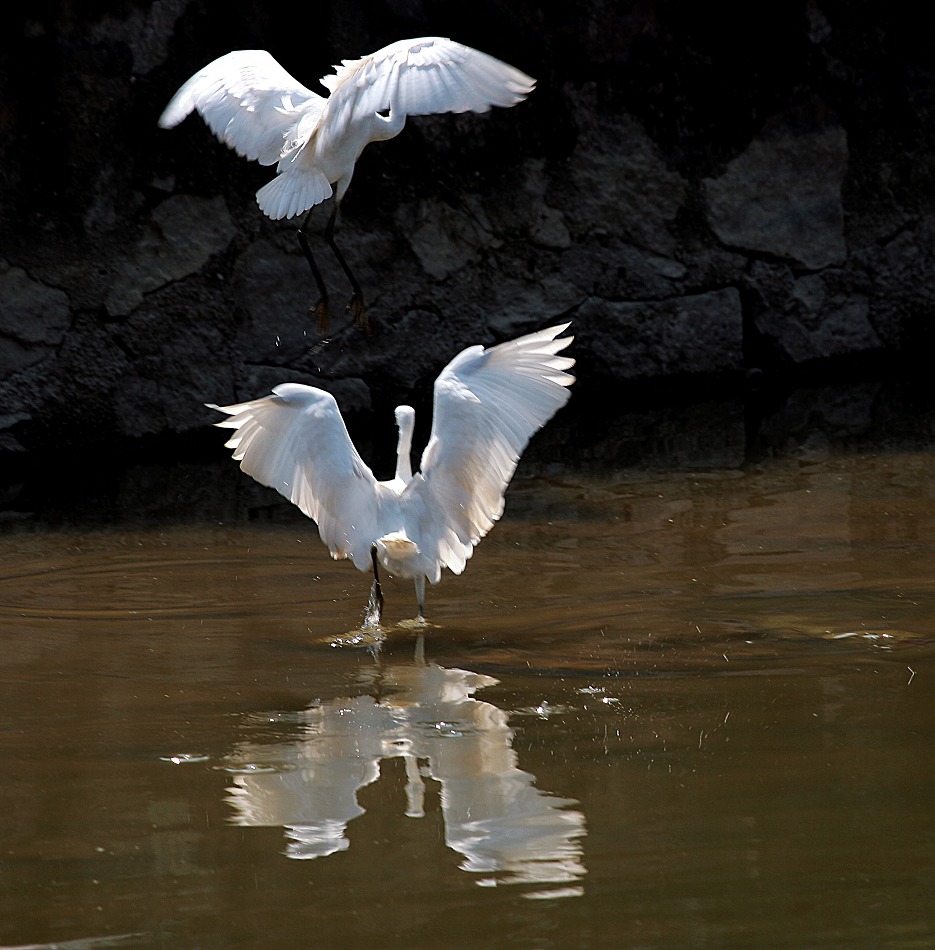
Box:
2;1;934;455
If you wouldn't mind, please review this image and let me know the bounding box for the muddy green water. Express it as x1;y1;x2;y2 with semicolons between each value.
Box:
2;422;934;948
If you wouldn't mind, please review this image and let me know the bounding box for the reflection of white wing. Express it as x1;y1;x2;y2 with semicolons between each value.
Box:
224;661;587;890
448;791;587;889
395;678;586;892
225;698;389;859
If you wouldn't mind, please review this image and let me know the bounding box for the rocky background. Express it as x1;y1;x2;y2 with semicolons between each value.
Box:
2;0;934;466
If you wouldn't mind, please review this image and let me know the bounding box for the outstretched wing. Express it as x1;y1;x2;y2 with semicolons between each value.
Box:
159;50;326;167
406;324;574;582
208;384;382;570
320;36;535;137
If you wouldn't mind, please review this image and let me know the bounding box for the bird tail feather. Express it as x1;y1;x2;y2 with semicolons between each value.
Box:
256;170;333;220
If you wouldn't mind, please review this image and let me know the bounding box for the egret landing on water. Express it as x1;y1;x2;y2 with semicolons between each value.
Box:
207;324;574;624
159;37;535;335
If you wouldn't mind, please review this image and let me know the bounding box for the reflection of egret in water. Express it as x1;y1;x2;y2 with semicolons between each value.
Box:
223;638;586;897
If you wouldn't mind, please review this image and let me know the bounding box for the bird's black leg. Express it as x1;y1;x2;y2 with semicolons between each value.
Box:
297;207;331;335
368;543;384;622
323;204;369;332
414;576;426;623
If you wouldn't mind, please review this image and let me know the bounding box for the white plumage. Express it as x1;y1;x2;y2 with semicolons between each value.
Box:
159;38;534;217
159;38;535;330
208;324;574;619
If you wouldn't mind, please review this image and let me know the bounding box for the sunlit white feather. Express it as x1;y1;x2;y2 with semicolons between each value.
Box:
209;324;574;608
159;37;535;220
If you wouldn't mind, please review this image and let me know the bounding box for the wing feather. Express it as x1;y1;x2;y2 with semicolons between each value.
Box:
321;36;534;136
390;37;535;114
405;324;574;582
208;384;382;570
159;50;326;166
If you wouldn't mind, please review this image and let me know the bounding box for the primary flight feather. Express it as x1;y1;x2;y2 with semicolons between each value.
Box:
208;323;574;620
159;37;535;332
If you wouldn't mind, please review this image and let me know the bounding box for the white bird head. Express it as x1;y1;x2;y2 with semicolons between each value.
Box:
395;405;416;431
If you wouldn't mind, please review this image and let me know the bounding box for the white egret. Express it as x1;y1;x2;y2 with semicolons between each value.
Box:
159;37;535;333
208;323;574;621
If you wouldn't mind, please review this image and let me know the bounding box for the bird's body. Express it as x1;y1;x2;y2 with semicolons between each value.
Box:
209;324;574;619
159;38;535;330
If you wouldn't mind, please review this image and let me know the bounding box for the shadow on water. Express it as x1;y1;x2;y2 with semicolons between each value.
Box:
2;376;935;948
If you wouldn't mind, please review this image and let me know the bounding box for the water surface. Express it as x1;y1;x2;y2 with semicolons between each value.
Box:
2;410;934;948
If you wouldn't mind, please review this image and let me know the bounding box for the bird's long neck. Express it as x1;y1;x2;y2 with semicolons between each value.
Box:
372;108;406;142
371;85;407;143
395;406;415;483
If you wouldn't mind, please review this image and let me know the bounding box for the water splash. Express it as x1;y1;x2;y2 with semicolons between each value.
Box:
363;579;383;627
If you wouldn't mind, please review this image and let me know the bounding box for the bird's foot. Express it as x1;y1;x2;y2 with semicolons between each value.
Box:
310;297;330;336
347;293;370;333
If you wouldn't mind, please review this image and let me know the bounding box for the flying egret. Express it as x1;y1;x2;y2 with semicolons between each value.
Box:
159;37;535;333
208;323;574;621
